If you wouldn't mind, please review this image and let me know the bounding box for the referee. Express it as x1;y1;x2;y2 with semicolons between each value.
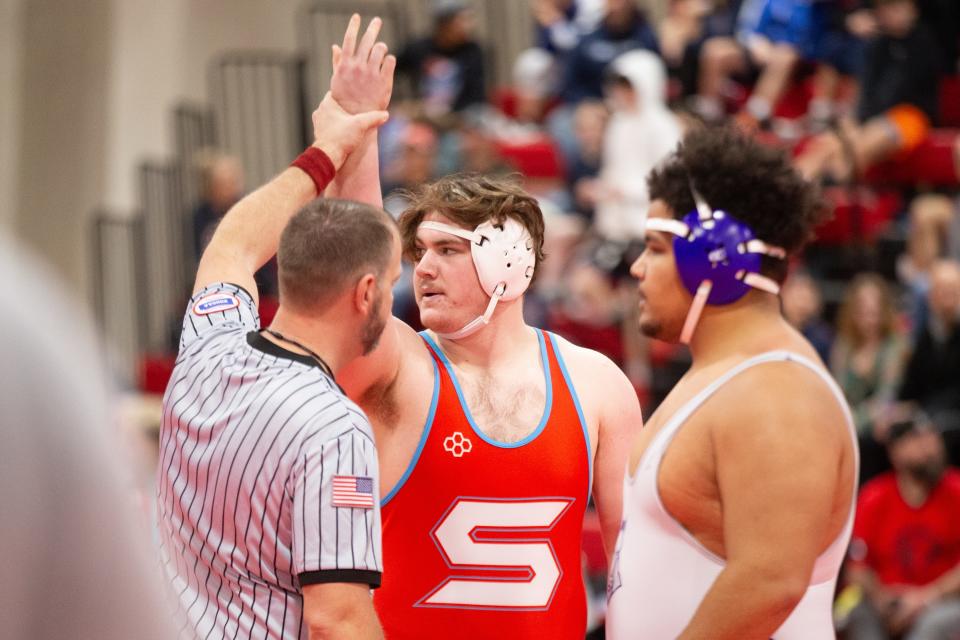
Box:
156;34;397;639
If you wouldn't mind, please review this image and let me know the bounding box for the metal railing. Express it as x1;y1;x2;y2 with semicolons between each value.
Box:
209;51;308;189
139;161;190;352
173;102;217;217
90;213;146;386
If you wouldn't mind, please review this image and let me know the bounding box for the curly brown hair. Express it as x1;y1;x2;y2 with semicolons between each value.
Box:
647;126;827;283
397;172;546;271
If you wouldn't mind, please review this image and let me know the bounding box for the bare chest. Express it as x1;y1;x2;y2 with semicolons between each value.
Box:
362;352;549;496
456;370;547;444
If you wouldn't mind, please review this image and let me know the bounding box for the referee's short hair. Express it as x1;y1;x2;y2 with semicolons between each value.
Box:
278;198;397;312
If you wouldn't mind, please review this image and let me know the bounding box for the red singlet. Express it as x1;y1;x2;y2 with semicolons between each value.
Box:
374;330;592;639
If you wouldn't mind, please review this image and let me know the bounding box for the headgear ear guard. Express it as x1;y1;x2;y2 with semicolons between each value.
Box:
418;217;535;339
644;185;786;344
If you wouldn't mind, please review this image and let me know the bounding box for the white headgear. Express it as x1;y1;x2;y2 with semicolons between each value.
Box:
418;217;535;339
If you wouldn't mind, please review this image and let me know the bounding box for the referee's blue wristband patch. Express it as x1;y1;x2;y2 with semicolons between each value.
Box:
193;292;240;316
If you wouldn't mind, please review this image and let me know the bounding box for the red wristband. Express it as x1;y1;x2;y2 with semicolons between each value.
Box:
291;147;336;195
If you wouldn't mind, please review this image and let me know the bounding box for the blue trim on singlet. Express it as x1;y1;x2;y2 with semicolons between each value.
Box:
420;330;554;448
547;332;593;499
380;354;440;507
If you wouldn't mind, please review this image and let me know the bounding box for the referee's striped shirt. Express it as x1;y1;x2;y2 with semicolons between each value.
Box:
157;282;382;640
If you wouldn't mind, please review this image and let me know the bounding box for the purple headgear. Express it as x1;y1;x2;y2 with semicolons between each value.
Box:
644;184;786;343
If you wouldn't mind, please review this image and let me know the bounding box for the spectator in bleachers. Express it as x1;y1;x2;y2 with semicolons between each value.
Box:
396;0;486;118
898;260;960;438
831;273;908;483
508;48;558;126
454;114;516;177
189;150;280;299
898;193;960;331
780;268;833;364
484;48;559;137
592;49;682;242
694;0;831;129
567;99;609;219
795;0;941;183
525;197;588;328
804;0;867;131
559;0;659;105
533;0;605;59
659;0;743;100
380;120;440;324
382;120;439;209
191;151;243;261
547;255;628;365
842;413;960;639
549;0;659;164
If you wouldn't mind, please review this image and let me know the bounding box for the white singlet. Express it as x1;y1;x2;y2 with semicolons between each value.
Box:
606;351;858;639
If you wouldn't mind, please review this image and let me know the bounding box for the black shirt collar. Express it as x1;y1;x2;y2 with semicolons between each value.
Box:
247;331;321;369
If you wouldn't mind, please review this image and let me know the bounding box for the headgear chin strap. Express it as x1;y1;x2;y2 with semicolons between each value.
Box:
644;185;786;344
418;218;535;340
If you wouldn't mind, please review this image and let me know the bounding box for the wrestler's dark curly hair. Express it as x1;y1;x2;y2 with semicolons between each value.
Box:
647;126;827;283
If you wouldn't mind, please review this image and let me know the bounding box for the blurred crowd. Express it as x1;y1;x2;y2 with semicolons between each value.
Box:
181;1;960;636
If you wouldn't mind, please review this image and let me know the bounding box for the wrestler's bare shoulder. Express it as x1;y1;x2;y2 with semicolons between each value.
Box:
709;354;847;445
657;352;855;557
341;317;434;430
549;334;640;430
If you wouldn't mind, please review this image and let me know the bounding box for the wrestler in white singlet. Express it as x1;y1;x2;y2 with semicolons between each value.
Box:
606;351;858;639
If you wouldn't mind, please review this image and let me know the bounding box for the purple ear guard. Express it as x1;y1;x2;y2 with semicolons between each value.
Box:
673;209;763;305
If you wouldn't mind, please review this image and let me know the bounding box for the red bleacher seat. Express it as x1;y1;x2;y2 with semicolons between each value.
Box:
813;187;902;245
495;136;565;179
140;353;177;394
773;76;814;120
491;87;560;122
939;76;960;127
865;129;959;187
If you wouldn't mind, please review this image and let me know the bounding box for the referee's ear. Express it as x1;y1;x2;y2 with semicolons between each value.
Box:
353;273;378;316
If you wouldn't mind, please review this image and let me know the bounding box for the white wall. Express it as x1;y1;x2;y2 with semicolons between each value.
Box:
103;0;302;213
15;0;113;292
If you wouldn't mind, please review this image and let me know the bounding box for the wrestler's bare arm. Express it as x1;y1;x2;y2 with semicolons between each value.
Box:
678;364;850;640
556;336;643;557
192;98;386;301
322;15;412;398
194;14;391;302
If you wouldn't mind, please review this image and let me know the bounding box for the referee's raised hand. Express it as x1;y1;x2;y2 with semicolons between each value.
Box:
311;91;389;169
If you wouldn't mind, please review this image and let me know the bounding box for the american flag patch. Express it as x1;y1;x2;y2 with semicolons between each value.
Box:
332;475;375;509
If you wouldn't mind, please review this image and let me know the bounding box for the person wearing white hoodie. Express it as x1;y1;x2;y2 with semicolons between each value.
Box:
593;48;683;243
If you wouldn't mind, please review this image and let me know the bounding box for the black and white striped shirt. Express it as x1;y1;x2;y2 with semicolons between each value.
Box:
157;282;382;640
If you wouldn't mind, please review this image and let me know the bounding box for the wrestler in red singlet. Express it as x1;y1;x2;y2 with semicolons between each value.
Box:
374;330;591;639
